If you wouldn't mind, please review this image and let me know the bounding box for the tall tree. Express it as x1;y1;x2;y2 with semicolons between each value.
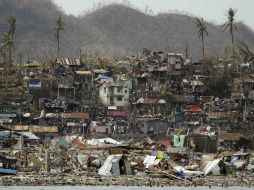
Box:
159;84;174;118
0;32;11;68
7;15;16;67
1;32;12;91
142;48;152;58
1;16;16;72
194;17;208;59
224;8;237;62
55;16;64;57
7;16;16;43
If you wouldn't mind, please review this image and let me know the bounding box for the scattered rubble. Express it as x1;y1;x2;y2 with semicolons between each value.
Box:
1;50;254;187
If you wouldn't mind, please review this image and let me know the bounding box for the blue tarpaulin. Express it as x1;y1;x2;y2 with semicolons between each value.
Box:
176;172;192;181
28;81;41;89
151;150;158;156
98;74;112;80
175;114;184;122
0;168;17;175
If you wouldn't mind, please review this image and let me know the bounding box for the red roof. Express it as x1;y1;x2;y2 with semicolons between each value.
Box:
185;105;202;112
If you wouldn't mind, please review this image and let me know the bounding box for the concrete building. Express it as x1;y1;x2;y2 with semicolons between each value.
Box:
98;83;129;107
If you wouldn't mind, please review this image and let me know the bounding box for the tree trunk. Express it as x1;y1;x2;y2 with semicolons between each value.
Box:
231;30;235;64
57;32;60;57
202;34;205;60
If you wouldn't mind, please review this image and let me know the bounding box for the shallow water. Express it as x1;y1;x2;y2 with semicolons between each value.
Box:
0;186;252;190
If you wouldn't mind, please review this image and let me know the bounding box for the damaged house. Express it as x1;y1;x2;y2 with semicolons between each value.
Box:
98;83;129;107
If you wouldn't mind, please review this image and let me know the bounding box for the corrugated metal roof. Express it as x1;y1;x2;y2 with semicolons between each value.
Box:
207;111;228;118
18;132;39;140
108;106;117;110
29;126;58;133
75;71;92;75
220;132;244;141
57;58;80;66
14;125;29;131
135;98;165;104
93;69;108;74
107;111;128;117
14;125;58;133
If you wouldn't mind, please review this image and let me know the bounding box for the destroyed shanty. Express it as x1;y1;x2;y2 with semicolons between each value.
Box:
0;48;254;187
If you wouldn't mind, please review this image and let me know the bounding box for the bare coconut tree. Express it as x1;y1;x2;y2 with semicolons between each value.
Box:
194;17;208;59
55;16;64;57
224;8;237;62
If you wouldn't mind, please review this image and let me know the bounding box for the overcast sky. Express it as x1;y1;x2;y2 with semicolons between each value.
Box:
53;0;254;30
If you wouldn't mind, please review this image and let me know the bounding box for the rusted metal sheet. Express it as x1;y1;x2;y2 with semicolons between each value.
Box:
29;126;58;133
107;111;128;117
90;126;110;133
14;125;58;133
108;147;124;155
13;125;29;131
61;112;89;119
207;111;228;118
220;132;244;141
57;58;80;66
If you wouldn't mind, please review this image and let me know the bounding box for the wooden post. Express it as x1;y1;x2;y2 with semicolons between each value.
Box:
24;148;28;167
45;150;50;173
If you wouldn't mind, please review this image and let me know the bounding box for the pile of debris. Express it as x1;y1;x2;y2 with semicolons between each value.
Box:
0;135;254;186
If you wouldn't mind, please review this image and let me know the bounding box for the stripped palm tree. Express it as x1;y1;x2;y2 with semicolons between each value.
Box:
1;32;11;48
7;16;16;43
194;17;208;59
0;32;11;67
1;32;12;73
224;8;237;62
1;32;12;91
142;48;152;58
55;16;64;57
6;16;16;67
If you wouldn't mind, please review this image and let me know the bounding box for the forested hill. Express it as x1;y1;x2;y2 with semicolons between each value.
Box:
0;0;254;60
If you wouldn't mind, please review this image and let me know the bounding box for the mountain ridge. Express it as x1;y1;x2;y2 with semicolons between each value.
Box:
0;0;254;61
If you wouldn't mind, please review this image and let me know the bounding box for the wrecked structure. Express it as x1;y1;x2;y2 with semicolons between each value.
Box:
1;50;254;187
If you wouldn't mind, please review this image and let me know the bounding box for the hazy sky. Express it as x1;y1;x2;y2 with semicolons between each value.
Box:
53;0;254;30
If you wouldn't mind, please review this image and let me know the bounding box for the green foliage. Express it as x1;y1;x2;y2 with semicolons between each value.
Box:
142;48;152;58
159;84;174;115
159;84;173;103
